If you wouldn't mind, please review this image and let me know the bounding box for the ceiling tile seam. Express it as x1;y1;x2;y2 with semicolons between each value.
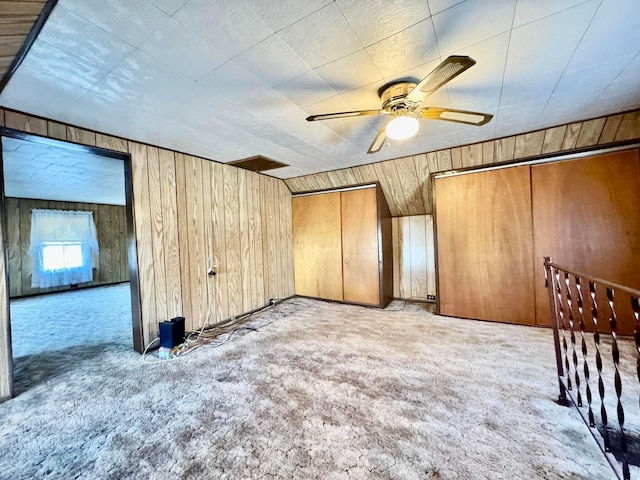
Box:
228;32;314;75
591;49;640;105
240;0;333;34
493;0;518;132
513;0;595;29
65;4;163;51
166;11;264;63
539;0;605;114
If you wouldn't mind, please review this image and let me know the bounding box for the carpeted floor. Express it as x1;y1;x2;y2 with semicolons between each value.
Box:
0;287;626;479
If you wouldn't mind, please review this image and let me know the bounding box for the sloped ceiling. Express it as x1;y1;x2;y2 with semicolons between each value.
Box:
0;0;639;178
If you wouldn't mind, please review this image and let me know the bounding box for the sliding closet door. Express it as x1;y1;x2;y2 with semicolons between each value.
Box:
292;193;343;300
341;187;379;305
531;150;640;330
435;166;535;324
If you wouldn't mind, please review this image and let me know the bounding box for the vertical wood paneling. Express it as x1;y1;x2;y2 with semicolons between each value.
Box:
238;169;252;313
274;180;285;300
394;156;424;215
47;121;67;141
436;149;453;171
408;216;427;299
460;143;483;168
391;215;436;300
514;131;545;158
598;114;624;144
542;126;567;153
223;165;242;316
129;142;157;344
66;127;96;146
158;149;182;319
615;111;640;141
450;147;462;169
576;118;606;147
210;161;229;322
481;141;495;164
561;122;582;149
413;154;433;214
250;172;265;307
495;137;515;162
185;156;207;330
175;153;192;326
147;147;167;325
4;111;46;135
96;134;128;153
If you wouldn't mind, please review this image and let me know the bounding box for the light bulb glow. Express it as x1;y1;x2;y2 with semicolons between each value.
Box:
385;116;419;140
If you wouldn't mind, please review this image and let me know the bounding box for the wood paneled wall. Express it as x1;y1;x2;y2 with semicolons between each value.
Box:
0;108;294;399
5;198;128;298
285;109;640;216
0;0;47;80
392;215;436;300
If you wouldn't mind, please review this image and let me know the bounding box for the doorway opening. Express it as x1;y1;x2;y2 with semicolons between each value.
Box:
0;128;142;395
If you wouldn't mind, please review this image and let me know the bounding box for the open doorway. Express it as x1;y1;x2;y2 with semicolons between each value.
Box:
0;128;142;394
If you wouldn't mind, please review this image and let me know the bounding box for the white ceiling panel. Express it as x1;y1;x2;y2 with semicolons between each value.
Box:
243;0;333;32
62;0;170;47
1;0;639;178
278;3;363;68
433;0;516;56
366;19;439;80
138;16;228;80
174;0;273;58
335;0;432;47
234;35;311;87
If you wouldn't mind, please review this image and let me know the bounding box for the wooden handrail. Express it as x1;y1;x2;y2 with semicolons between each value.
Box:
544;260;640;299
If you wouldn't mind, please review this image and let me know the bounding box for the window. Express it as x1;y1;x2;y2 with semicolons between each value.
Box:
29;209;99;288
42;242;84;271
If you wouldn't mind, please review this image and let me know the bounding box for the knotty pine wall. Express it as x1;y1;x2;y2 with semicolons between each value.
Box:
6;198;128;298
0;108;294;400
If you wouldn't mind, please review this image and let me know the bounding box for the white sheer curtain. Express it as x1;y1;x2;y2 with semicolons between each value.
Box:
29;209;99;288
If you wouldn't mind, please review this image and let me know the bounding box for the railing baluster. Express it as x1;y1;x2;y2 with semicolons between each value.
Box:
565;273;582;406
589;281;611;453
555;269;572;391
576;277;594;426
607;288;630;479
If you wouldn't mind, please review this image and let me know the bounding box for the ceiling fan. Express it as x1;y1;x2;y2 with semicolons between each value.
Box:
306;55;493;154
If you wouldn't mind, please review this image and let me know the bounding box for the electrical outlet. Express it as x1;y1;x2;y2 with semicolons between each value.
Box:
427;295;436;301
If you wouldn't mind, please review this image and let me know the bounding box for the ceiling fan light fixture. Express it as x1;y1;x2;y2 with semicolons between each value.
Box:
385;116;419;140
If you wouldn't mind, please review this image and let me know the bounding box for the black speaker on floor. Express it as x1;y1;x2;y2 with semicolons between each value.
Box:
159;316;185;348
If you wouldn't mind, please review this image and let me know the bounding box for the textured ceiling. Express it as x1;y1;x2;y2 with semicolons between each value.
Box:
2;137;125;205
0;0;639;178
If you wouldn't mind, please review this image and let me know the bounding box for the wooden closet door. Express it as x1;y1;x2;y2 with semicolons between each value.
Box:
435;166;535;324
531;150;640;331
341;187;379;305
292;193;343;300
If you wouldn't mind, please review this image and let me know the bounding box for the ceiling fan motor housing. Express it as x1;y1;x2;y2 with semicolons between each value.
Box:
380;82;418;111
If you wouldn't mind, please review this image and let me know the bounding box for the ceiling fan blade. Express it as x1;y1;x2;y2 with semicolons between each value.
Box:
417;107;493;126
306;109;383;121
405;56;476;105
367;123;388;154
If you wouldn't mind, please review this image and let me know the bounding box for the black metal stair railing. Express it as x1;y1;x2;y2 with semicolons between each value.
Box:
544;257;640;480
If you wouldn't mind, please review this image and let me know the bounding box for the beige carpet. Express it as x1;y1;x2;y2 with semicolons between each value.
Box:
0;290;623;479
